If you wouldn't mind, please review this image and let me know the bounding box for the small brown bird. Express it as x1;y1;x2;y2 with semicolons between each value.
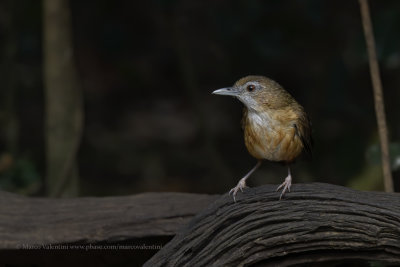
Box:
213;75;312;201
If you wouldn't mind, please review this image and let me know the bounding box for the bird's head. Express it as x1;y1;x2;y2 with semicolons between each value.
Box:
212;75;293;112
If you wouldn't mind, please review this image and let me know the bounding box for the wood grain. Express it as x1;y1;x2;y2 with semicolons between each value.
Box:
0;191;219;249
145;183;400;266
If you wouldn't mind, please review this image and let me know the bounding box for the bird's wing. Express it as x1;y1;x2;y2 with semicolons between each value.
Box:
294;114;313;156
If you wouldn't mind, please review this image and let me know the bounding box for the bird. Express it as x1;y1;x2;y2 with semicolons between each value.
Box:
212;75;312;201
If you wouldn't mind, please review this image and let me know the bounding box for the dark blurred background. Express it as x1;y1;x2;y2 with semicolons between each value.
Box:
0;0;399;197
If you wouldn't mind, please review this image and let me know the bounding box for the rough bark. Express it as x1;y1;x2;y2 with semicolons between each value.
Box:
0;191;218;249
2;183;399;265
145;183;400;266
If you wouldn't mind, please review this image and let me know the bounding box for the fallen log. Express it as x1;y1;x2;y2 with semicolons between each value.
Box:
0;190;219;249
145;183;400;266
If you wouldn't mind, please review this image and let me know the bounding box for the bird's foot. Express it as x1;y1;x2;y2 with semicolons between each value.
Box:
276;174;292;200
229;178;248;202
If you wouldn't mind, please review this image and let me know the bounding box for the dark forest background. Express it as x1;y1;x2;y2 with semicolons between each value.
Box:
0;0;399;197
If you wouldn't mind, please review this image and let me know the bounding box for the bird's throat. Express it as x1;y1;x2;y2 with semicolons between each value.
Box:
246;110;273;130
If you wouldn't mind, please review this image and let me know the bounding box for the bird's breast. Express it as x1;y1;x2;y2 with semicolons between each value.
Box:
243;110;303;162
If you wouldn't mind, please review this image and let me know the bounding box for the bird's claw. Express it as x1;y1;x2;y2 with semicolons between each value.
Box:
229;179;248;202
276;175;292;200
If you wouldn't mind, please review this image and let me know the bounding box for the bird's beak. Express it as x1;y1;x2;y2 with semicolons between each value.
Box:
212;87;240;97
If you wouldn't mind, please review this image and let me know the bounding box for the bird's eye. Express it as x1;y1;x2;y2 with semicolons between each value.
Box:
247;84;255;92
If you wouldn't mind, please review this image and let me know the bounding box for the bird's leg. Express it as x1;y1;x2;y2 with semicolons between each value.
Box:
229;160;262;202
276;166;292;200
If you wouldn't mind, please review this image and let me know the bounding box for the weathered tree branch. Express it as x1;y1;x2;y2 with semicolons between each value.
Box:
0;191;218;249
2;183;400;265
146;183;400;266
